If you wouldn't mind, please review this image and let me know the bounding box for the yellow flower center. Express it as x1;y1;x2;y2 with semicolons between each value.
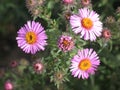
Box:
81;18;93;29
62;39;70;47
78;59;91;71
25;31;37;44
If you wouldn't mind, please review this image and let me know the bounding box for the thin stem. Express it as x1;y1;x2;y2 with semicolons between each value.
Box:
97;44;106;54
90;75;95;90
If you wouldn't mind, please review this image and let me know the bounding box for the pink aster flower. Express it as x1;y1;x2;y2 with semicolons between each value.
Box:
70;8;103;41
58;35;74;52
4;81;13;90
16;21;47;54
70;48;100;79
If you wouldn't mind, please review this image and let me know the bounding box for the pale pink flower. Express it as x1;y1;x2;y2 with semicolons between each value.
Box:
70;48;100;79
70;8;103;41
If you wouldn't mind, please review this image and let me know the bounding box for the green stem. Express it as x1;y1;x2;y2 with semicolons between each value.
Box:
90;75;95;90
97;44;105;54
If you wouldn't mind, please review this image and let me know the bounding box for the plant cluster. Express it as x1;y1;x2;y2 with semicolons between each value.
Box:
1;0;120;90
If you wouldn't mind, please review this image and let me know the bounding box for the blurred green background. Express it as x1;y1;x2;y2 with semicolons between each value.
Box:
0;0;32;66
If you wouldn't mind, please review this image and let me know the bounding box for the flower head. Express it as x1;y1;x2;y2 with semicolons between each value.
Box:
16;21;47;54
70;8;103;41
33;60;44;74
19;58;29;66
58;35;74;52
4;81;13;90
37;0;45;5
26;0;37;10
64;12;72;20
26;0;44;17
81;0;91;7
26;0;44;10
105;16;115;24
70;48;100;79
30;8;41;17
116;7;120;14
102;28;111;40
10;60;18;68
50;69;68;89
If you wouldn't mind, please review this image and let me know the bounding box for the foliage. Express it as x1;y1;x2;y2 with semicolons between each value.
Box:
0;0;120;90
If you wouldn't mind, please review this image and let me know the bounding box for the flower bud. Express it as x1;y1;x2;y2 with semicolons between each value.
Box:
4;81;13;90
105;16;115;24
64;12;72;20
26;0;37;10
102;29;111;40
33;60;44;74
81;0;91;7
10;60;18;68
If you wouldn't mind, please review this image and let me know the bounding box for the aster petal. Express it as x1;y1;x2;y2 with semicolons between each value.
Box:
79;8;88;18
27;21;32;29
70;15;81;33
87;48;93;57
78;71;82;78
38;31;48;39
83;72;89;79
72;55;80;62
74;70;81;77
89;13;99;21
80;28;86;37
78;50;84;59
92;60;100;66
35;22;43;33
84;48;89;58
89;51;97;59
84;31;89;40
89;30;96;41
87;68;95;74
31;21;36;29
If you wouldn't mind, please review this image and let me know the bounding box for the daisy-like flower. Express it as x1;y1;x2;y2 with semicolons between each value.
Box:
58;35;74;52
16;21;47;54
70;48;100;79
70;8;103;41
